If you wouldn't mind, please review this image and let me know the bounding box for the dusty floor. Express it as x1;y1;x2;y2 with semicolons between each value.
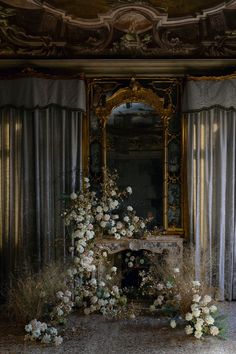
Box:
0;302;235;354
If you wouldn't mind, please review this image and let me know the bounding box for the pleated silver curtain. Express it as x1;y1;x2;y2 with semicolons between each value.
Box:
0;106;83;292
186;108;236;300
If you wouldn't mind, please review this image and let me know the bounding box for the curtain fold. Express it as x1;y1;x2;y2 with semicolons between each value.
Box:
0;106;83;293
187;108;236;300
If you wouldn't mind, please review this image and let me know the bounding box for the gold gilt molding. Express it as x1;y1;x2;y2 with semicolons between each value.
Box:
96;79;172;127
187;72;236;81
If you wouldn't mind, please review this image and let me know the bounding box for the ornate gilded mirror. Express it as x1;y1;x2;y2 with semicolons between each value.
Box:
96;79;173;231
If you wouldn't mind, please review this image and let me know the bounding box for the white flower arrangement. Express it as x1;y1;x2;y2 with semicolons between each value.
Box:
24;319;63;346
184;286;224;339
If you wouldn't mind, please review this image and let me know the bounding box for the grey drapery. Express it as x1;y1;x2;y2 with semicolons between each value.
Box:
184;78;236;300
0;106;83;292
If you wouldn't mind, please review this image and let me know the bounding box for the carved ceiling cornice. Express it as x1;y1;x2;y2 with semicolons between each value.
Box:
0;0;236;59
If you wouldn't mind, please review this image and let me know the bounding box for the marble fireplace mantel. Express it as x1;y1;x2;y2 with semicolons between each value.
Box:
95;236;183;259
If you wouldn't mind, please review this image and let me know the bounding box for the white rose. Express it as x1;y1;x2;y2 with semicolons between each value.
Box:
185;325;194;335
124;216;129;222
99;281;105;287
100;221;107;228
127;231;133;238
111;227;117;234
56;291;64;299
54;336;63;346
96;206;103;213
84;308;90;315
25;324;32;333
102;251;108;257
128;262;133;268
195;323;203;331
116;222;123;230
185;313;193;321
111;190;116;196
210;326;219;336
115;233;121;240
104;214;110;221
191;303;198;311
202;307;210;314
193;294;201;303
96;214;103;221
140;222;145;229
203;295;212;304
78;245;84;254
196;318;204;326
129;225;135;231
192;309;201;317
112;214;119;220
194;331;202;339
133;216;139;222
127;206;133;211
121;229;126;236
106;275;112;280
112;286;119;294
170;320;176;328
90;278;97;286
70;192;77;200
205;315;214;325
111;266;117;272
173;268;180;273
57;308;64;316
63;296;69;304
126;186;132;194
209;305;217;313
41;334;51;344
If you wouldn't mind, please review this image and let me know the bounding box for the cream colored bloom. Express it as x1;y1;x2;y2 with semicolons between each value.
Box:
192;309;201;318
205;315;214;325
193;294;201;303
209;305;217;313
194;330;202;339
210;326;219;336
202;307;210;314
185;312;193;321
185;325;194;335
203;295;212;304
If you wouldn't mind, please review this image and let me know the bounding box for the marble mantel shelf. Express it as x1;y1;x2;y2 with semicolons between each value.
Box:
95;236;183;259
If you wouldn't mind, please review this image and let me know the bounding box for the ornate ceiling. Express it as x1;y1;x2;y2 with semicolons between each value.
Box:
32;0;231;19
0;0;236;59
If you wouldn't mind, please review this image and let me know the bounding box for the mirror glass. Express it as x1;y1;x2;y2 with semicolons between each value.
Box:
107;102;163;229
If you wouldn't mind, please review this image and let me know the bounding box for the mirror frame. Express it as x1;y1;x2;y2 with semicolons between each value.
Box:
95;80;173;231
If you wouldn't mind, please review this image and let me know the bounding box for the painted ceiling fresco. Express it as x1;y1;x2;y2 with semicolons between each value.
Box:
44;0;230;19
0;0;236;59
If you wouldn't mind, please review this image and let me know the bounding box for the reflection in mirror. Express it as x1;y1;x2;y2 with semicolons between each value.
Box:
107;102;163;229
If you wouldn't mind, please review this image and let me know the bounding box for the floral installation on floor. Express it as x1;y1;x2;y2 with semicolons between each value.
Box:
22;170;227;346
139;251;227;339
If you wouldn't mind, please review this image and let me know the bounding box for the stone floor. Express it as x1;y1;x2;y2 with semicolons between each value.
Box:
0;302;236;354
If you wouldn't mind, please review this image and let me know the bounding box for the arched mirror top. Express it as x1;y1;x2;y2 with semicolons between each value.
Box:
95;80;173;125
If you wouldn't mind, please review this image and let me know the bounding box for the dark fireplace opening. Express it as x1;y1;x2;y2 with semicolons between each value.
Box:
114;250;151;300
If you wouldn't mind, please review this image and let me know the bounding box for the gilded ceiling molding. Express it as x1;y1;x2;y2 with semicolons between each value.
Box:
0;0;236;58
